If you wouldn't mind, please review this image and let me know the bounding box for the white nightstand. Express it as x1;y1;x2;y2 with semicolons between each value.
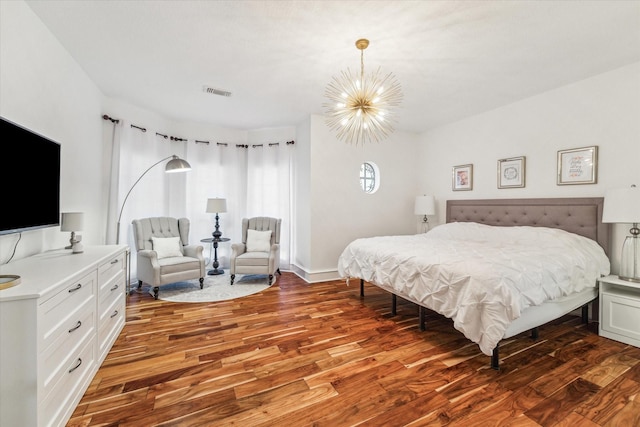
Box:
599;274;640;347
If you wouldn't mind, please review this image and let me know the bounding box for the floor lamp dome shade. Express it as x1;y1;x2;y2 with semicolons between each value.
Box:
165;156;192;173
603;184;640;283
323;38;403;145
414;195;435;233
116;155;191;244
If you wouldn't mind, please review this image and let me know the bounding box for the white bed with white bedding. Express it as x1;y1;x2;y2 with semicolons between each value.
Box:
337;197;611;368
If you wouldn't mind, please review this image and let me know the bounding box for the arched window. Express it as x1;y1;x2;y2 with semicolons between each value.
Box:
359;161;380;194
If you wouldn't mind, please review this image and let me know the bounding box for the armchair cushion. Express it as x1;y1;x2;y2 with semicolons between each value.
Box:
246;229;272;253
151;236;183;259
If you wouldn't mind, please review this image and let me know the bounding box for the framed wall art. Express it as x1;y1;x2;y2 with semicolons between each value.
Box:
498;156;525;189
452;164;473;191
557;146;598;185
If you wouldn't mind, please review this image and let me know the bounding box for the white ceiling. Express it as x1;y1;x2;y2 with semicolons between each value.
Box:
25;0;640;134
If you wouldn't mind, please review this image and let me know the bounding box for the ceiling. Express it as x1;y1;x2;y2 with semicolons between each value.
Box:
25;1;640;134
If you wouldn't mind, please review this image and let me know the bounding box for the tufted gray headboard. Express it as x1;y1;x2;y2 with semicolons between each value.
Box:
446;198;609;255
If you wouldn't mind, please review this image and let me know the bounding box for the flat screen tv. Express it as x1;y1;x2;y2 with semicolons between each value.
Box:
0;116;61;235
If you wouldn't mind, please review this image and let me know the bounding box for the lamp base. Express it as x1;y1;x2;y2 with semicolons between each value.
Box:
618;231;639;283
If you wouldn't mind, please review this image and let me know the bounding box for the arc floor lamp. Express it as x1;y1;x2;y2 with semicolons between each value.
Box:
116;155;191;244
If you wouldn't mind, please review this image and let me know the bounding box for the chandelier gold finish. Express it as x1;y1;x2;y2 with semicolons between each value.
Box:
324;38;403;144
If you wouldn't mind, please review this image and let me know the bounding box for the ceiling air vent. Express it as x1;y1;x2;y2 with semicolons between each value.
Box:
203;86;232;97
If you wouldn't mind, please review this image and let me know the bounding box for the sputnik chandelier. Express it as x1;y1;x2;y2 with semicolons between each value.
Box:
324;38;403;145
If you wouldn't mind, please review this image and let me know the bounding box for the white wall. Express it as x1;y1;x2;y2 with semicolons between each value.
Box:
0;1;104;262
293;115;421;282
418;62;640;274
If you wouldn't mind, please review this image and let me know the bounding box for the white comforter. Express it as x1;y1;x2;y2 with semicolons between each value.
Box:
337;222;610;355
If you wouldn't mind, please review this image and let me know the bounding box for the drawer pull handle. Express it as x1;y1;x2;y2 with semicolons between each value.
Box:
68;284;82;293
68;321;82;333
111;259;118;265
68;358;82;373
110;310;119;318
110;284;119;291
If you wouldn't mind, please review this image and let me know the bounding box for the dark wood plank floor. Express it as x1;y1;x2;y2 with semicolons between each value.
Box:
68;272;640;426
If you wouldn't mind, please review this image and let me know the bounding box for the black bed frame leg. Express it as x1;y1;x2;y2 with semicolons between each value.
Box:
582;304;589;323
419;306;426;331
530;327;539;340
360;279;364;298
491;344;500;370
392;294;397;315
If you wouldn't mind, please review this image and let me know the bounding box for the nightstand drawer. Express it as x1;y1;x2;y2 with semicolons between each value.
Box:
601;291;640;343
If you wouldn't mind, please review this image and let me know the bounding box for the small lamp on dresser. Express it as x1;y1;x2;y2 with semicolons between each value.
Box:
414;195;435;233
61;212;84;254
603;184;640;283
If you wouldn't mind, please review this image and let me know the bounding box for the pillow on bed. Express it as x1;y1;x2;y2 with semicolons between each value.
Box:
151;236;183;259
246;229;272;252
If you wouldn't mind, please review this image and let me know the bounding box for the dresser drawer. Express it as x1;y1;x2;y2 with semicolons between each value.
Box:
40;271;97;348
99;270;124;312
42;298;95;398
41;335;96;427
98;293;125;361
99;253;126;290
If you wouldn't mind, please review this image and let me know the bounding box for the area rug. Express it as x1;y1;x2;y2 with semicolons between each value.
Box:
154;272;274;303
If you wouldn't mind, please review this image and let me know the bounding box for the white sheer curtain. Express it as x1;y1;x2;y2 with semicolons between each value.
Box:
185;142;245;269
106;122;188;281
185;141;292;270
107;120;294;281
246;143;293;269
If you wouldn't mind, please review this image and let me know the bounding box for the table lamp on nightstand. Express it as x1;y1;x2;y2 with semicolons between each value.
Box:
603;184;640;283
414;195;435;233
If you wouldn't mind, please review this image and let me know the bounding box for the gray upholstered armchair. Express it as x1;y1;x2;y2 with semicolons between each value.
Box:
230;217;281;285
131;217;205;299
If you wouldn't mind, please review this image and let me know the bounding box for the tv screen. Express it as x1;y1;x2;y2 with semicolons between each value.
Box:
0;116;61;235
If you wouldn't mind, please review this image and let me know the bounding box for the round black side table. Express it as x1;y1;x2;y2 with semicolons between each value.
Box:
200;237;230;275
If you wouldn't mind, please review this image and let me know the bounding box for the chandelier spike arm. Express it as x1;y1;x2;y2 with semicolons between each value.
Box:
323;38;403;144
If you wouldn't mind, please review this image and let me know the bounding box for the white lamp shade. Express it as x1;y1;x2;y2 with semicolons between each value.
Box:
603;186;640;223
414;195;435;216
206;198;227;214
61;212;84;231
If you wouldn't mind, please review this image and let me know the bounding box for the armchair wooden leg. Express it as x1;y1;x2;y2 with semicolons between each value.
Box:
230;274;235;285
152;286;159;300
199;277;204;289
138;280;143;289
277;268;281;275
268;274;274;286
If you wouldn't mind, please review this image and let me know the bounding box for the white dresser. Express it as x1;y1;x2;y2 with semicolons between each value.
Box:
0;245;128;427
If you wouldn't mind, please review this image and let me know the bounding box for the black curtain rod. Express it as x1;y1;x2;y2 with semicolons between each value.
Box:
102;113;295;147
102;114;120;124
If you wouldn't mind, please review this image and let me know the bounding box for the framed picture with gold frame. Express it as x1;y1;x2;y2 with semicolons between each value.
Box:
498;156;525;189
452;164;473;191
557;146;598;185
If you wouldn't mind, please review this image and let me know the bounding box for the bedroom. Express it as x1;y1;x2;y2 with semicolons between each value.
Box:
0;1;639;426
